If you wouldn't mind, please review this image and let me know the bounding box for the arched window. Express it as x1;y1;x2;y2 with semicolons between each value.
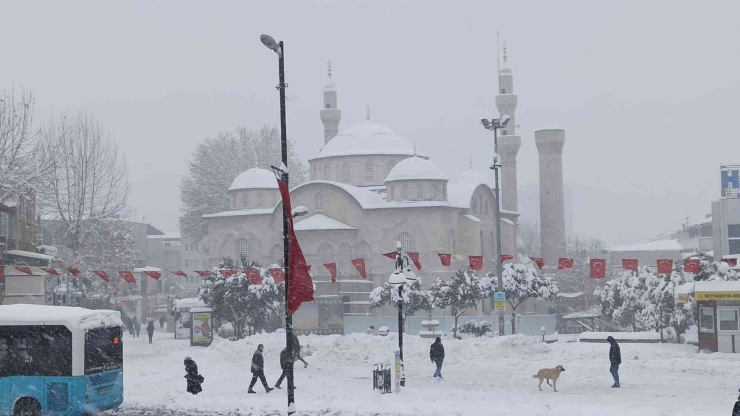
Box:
484;200;488;216
402;185;409;200
364;161;373;182
236;238;250;266
242;193;248;209
400;232;413;253
257;192;263;208
315;192;325;210
342;163;350;183
387;161;395;175
416;183;423;199
325;165;330;181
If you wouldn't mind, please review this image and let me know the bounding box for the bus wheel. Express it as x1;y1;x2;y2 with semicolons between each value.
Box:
13;397;41;416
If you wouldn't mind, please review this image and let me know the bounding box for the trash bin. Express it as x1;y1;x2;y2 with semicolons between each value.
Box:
373;360;392;394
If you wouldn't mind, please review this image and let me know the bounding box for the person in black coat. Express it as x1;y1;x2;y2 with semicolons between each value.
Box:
184;357;204;395
248;344;273;394
274;347;296;389
430;337;445;379
291;333;308;368
146;319;155;344
607;336;621;388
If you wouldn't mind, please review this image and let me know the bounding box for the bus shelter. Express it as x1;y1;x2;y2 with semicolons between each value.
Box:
695;281;740;353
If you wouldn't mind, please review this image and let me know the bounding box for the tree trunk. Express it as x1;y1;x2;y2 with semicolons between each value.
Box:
511;311;516;334
452;306;458;339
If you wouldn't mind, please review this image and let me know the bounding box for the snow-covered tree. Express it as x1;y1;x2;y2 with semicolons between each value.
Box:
429;270;492;338
596;269;651;331
369;278;433;328
497;262;559;333
180;126;308;242
555;235;610;295
693;255;739;281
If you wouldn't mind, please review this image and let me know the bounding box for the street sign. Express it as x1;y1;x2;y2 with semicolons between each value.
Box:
394;350;401;394
493;291;506;312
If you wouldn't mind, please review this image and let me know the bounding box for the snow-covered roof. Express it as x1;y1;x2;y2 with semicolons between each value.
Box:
228;168;278;191
294;214;356;231
147;232;180;239
385;156;447;182
188;307;213;313
203;208;274;218
609;239;683;253
173;298;206;310
6;250;55;261
695;281;740;293
134;266;162;272
0;305;121;329
677;282;695;295
465;214;481;223
558;292;584;299
446;169;495;208
311;122;417;159
501;218;515;226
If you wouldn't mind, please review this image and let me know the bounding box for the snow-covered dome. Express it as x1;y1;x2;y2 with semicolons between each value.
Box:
385;156;447;182
314;122;416;159
228;168;278;191
455;169;494;187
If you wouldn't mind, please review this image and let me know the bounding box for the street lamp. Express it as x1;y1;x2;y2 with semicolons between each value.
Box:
260;33;296;415
480;115;510;337
388;241;417;389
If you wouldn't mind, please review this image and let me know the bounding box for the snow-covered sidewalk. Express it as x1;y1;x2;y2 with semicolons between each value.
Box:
107;330;739;415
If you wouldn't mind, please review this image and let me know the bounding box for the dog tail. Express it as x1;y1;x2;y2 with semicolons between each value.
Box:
532;374;538;378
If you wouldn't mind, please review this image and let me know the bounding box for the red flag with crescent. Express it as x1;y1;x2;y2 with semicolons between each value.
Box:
408;252;422;271
684;259;700;274
324;263;338;282
170;270;188;278
469;255;483;271
622;259;638;272
382;252;396;260
724;258;738;267
590;259;606;278
219;269;237;276
500;254;514;263
246;268;262;285
438;253;451;267
41;268;59;276
195;270;211;277
144;270;162;280
657;259;673;275
351;259;367;279
15;266;33;275
269;268;285;284
118;270;136;284
68;267;81;277
93;270;110;282
558;258;574;270
530;257;545;269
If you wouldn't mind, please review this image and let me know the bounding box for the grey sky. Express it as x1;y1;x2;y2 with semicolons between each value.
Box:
1;0;739;246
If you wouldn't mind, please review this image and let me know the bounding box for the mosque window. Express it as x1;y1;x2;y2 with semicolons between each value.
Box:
400;232;413;252
315;192;325;210
402;185;409;200
416;184;423;199
236;238;250;267
502;130;508;135
242;193;248;209
364;162;373;182
325;104;330;109
325;165;330;180
342;163;350;183
257;192;263;207
387;161;395;175
501;89;506;94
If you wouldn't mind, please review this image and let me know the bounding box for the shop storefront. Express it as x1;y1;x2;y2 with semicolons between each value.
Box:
696;281;740;353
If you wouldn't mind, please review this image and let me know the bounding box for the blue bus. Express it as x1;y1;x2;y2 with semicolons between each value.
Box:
0;304;124;416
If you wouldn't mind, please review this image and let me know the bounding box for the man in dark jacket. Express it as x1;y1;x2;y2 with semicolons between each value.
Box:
146;318;155;344
291;333;308;368
274;347;296;389
607;336;621;388
430;337;445;379
248;344;273;394
184;357;204;395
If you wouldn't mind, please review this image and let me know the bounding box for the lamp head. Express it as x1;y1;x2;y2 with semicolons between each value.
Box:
260;34;280;54
291;206;309;218
501;115;511;126
480;119;490;127
388;271;406;288
396;241;402;252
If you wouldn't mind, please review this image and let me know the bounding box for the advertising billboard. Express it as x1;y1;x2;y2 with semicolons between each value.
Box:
721;165;740;198
190;309;213;347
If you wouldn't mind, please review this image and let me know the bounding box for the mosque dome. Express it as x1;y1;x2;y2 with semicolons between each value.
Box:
313;122;416;160
228;168;278;191
385;156;447;182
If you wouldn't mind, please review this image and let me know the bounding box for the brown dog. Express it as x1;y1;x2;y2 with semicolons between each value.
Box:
532;365;565;392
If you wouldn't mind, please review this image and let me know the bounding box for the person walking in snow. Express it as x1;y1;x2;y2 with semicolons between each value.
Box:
607;336;621;388
184;356;204;395
430;337;445;379
146;318;155;344
134;317;141;338
248;344;273;394
159;315;165;329
291;333;308;368
274;347;296;389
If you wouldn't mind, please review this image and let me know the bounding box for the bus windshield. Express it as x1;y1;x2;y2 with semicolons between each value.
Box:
84;326;122;374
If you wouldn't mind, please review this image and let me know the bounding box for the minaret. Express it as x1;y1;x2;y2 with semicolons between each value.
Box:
320;60;341;144
496;43;521;214
535;128;566;269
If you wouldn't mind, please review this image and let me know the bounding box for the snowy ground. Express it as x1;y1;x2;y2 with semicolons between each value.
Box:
105;329;740;416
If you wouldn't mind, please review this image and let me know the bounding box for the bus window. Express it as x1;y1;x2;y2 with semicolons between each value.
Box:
85;326;123;374
0;325;72;377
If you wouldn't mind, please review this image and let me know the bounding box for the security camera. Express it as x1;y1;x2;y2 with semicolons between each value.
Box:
501;115;511;126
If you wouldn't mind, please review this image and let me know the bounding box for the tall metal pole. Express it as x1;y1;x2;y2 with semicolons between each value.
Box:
397;285;404;387
276;40;296;415
493;127;505;336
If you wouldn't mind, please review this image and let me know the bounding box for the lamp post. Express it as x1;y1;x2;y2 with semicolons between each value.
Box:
388;241;417;389
480;116;510;337
260;33;297;415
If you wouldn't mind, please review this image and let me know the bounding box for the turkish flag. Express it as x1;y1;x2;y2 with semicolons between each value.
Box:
590;259;606;278
622;259;638;272
195;270;211;277
657;259;673;275
246;268;262;285
269;268;285;284
382;252;397;260
408;252;422;271
67;267;81;277
351;259;367;279
684;259;701;274
170;270;188;278
93;270;110;282
15;266;33;275
324;263;338;282
219;269;237;276
500;254;514;263
277;175;315;314
118;271;136;284
41;268;59;276
724;258;738;267
144;270;162;280
438;253;451;267
558;258;574;269
530;257;545;269
469;255;483;271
